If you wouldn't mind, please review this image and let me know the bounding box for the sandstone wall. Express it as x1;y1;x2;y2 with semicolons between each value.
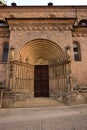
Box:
0;27;9;83
0;6;87;89
72;36;87;88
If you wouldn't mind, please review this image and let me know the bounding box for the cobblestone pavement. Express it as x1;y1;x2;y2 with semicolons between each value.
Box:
0;105;87;130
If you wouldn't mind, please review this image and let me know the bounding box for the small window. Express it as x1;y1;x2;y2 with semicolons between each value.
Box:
2;43;9;62
78;19;87;26
73;47;78;52
0;20;8;27
73;41;81;61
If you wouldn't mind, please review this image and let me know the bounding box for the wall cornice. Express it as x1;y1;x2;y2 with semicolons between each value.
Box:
0;6;87;20
72;26;87;37
7;18;75;31
0;7;76;18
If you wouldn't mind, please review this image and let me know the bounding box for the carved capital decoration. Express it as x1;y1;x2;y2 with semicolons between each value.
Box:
66;45;71;62
9;47;15;61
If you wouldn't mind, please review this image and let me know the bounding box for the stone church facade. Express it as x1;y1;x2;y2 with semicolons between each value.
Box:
0;3;87;107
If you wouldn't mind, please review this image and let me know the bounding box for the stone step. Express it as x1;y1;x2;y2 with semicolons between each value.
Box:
13;98;65;108
79;90;87;93
79;87;87;93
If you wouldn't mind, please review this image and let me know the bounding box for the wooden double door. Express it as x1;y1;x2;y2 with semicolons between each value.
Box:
34;65;49;97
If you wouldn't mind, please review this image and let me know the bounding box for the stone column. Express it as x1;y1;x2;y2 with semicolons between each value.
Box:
66;45;72;92
62;46;74;105
9;47;15;90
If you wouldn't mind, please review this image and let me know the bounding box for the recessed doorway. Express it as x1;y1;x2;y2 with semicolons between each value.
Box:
34;65;49;97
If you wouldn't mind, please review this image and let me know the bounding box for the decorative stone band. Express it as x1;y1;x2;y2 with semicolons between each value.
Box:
72;26;87;37
0;8;76;18
7;18;75;31
72;33;87;37
10;26;72;31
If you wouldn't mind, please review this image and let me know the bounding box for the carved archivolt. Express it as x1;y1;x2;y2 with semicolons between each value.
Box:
18;39;66;65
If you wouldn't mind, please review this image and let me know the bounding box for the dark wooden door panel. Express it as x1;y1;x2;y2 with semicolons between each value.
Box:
41;80;49;97
34;80;41;97
34;65;49;97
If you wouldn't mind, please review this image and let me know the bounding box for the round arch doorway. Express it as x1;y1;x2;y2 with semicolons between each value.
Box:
18;39;67;98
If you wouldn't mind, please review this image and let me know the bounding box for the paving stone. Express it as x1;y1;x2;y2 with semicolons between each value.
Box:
0;104;87;130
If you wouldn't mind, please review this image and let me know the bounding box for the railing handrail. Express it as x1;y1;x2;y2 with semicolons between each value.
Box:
10;60;34;68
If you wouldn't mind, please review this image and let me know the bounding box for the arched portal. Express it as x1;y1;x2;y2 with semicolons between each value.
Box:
17;39;67;97
18;39;66;65
9;39;70;98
